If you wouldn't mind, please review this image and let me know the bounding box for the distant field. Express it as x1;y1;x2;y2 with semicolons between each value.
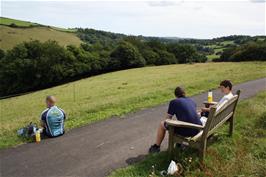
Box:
0;25;82;50
206;53;219;60
0;17;39;27
0;62;266;148
206;40;235;60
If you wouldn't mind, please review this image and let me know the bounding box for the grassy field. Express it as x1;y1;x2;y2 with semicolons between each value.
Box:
206;40;235;60
206;54;219;60
0;17;39;27
110;91;266;177
0;62;266;149
0;25;82;50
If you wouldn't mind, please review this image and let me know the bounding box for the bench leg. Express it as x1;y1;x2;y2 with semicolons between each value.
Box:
199;139;207;163
168;127;174;160
229;116;234;136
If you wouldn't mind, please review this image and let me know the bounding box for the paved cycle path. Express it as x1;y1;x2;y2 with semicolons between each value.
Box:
1;78;265;177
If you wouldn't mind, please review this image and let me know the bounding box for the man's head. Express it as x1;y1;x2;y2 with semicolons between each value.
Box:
219;80;232;94
46;95;56;108
174;86;186;98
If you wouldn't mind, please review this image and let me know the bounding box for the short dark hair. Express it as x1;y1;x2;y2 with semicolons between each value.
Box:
220;80;232;90
174;86;186;98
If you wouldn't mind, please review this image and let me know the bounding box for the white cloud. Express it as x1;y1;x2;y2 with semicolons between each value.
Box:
147;1;184;7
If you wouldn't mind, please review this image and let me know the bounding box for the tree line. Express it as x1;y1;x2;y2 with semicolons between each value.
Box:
0;37;207;97
214;41;266;62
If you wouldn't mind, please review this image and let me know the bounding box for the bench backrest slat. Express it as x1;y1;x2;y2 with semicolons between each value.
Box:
202;90;241;138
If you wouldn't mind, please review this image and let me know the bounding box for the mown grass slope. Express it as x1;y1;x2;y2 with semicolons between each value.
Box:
0;17;39;27
0;25;82;50
110;91;266;177
0;62;266;149
0;17;81;50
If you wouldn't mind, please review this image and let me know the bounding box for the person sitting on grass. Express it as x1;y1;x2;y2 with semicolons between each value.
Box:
200;80;234;119
40;95;66;138
149;86;202;153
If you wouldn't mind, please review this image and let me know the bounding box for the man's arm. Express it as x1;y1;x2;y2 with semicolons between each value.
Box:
40;120;46;128
40;110;47;128
201;107;210;112
59;108;66;120
167;100;175;119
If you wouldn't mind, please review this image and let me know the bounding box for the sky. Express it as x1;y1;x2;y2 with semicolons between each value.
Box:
1;0;265;39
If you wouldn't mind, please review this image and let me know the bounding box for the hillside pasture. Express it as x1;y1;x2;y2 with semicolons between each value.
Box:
0;17;39;27
0;62;266;148
0;25;82;50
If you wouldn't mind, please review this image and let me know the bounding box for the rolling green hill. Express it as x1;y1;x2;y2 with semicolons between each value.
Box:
1;62;266;148
0;25;82;50
0;17;40;27
0;17;82;50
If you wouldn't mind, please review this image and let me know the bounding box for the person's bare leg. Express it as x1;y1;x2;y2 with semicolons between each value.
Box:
155;121;167;146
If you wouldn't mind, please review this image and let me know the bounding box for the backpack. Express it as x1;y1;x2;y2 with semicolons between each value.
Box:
17;122;38;138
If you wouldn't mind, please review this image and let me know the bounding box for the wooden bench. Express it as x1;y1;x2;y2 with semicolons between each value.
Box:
166;90;241;162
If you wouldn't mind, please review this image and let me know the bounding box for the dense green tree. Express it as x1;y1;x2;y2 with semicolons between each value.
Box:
155;50;176;65
0;49;5;60
167;44;197;63
110;41;146;70
146;40;167;51
141;49;160;65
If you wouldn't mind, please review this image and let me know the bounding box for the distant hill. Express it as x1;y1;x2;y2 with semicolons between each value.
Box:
0;17;82;50
1;16;265;58
0;25;82;50
0;17;189;51
0;17;40;27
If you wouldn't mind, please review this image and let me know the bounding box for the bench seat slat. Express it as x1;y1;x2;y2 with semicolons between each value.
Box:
165;119;204;130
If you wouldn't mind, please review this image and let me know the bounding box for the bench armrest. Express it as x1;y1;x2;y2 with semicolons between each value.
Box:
165;119;204;130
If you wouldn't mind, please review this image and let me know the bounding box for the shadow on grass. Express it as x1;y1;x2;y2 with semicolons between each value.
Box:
255;111;266;130
126;154;148;165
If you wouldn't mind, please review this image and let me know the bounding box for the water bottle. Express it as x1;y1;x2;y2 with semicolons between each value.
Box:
35;130;41;143
208;90;213;103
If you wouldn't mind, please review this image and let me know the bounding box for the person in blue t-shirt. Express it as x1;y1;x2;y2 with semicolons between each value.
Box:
149;86;202;153
40;96;66;138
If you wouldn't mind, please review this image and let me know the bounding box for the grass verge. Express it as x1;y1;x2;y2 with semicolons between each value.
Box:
0;62;266;149
109;91;266;177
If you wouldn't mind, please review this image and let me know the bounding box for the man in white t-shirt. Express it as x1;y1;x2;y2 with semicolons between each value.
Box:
200;80;233;125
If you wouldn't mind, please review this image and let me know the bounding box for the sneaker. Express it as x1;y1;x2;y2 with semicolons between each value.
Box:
149;144;160;153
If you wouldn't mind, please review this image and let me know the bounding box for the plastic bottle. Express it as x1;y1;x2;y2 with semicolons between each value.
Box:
208;90;213;103
35;130;41;143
